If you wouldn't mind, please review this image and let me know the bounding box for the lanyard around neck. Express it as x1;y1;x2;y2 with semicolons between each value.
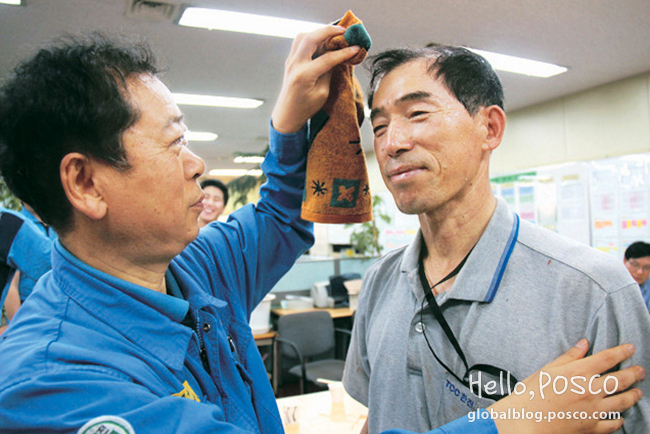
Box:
417;212;520;379
418;244;472;376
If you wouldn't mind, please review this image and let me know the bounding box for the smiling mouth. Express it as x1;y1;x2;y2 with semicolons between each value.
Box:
388;166;425;182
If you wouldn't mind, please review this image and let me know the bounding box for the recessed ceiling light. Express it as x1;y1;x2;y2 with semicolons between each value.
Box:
186;131;218;142
178;7;324;39
173;92;263;109
209;169;264;177
234;156;265;164
467;48;567;78
0;0;22;5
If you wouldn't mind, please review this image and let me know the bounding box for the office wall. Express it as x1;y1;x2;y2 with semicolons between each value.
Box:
492;72;650;175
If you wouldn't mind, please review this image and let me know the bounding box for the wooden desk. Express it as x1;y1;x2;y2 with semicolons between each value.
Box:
276;389;367;434
254;331;279;395
271;307;354;319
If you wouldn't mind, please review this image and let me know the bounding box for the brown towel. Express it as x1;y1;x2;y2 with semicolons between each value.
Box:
301;11;373;224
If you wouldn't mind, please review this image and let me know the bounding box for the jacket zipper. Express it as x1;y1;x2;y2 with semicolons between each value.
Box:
194;310;211;374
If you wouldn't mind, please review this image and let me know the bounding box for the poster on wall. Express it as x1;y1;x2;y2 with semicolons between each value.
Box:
492;163;591;246
376;191;419;252
534;176;558;232
555;165;590;245
490;171;538;224
590;153;650;258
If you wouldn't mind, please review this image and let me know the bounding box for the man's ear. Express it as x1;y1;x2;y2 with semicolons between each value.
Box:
59;153;108;221
480;105;506;152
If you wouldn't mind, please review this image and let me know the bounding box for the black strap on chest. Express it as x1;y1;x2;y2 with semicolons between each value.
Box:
417;242;473;379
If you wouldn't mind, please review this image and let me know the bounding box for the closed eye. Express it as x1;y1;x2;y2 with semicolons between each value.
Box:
372;123;387;136
171;133;188;147
409;110;429;119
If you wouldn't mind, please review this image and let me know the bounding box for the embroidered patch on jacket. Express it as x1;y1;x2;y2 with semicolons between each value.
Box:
77;416;135;434
172;380;200;402
330;178;360;208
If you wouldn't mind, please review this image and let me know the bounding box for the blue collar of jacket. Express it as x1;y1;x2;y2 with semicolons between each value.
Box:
51;239;225;371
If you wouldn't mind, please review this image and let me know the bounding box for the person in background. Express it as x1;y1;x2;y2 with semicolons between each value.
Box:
343;44;649;434
624;241;650;313
0;206;52;334
198;178;229;228
20;202;57;241
0;26;643;434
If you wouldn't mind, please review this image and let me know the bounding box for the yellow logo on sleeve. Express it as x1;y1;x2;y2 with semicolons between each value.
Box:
172;381;201;402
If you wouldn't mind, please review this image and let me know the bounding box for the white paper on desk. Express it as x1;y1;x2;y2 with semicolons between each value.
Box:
343;279;362;295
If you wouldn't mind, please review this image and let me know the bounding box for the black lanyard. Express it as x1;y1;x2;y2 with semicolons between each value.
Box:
418;243;473;385
416;213;521;400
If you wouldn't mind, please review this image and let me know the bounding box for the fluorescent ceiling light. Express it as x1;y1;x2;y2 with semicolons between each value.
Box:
209;169;263;177
0;0;21;4
186;131;218;142
179;7;324;39
468;48;567;78
173;92;263;109
234;156;265;164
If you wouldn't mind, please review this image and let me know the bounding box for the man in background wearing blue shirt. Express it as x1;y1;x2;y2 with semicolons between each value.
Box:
624;241;650;313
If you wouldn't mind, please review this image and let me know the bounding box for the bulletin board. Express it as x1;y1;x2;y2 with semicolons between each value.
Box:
325;190;419;254
375;190;419;252
590;153;650;258
491;152;650;258
329;153;650;259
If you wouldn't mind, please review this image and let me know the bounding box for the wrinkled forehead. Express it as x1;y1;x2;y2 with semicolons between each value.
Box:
371;58;444;106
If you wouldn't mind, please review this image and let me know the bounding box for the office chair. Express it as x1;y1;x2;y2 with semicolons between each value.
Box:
276;310;351;395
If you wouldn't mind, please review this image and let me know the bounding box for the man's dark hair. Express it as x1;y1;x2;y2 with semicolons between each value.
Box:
200;178;229;206
0;32;159;233
367;45;504;116
625;241;650;260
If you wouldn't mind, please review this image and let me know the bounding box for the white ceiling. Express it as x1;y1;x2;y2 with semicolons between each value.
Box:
1;0;650;174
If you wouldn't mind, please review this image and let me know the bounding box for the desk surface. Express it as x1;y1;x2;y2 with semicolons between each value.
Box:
271;307;354;319
276;389;367;434
253;331;277;341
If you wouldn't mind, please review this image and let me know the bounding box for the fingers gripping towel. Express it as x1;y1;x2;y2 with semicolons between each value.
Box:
301;11;373;224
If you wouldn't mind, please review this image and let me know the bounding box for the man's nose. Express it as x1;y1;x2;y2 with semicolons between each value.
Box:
183;147;205;180
384;121;414;157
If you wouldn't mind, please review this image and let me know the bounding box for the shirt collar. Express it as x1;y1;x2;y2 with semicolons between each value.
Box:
402;198;518;304
52;239;192;371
